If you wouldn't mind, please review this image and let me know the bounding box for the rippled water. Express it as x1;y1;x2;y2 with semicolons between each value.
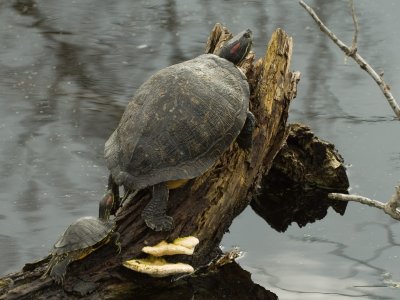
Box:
1;0;399;299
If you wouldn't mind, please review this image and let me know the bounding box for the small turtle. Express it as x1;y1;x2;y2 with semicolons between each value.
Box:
43;191;120;284
105;29;255;231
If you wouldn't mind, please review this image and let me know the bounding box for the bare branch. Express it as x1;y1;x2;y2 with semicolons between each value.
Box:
299;0;400;119
329;185;400;221
300;1;400;221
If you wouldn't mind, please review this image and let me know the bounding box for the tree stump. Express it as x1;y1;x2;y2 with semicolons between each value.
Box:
0;24;300;299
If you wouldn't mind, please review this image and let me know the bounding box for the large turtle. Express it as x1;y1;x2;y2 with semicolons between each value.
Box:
43;191;120;284
105;29;255;231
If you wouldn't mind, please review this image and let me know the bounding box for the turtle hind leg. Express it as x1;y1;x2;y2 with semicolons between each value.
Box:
142;182;174;232
236;111;256;150
50;257;72;286
112;231;122;253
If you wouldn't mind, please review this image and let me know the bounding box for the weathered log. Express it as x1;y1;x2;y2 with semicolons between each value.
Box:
0;24;299;299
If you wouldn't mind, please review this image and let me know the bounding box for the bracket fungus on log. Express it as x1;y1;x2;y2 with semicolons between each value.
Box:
142;236;199;257
123;236;199;277
123;257;194;278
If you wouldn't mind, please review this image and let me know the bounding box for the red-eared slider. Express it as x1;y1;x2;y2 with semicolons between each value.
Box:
43;191;120;284
105;29;255;231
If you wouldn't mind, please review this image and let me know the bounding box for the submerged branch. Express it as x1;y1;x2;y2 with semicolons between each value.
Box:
329;185;400;220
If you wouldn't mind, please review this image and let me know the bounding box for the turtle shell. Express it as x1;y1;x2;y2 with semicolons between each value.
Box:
105;54;249;190
52;216;114;255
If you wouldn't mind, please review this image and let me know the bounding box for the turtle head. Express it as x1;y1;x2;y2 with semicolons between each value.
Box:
218;29;252;65
99;190;114;221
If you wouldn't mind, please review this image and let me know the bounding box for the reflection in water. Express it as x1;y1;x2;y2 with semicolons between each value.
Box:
13;0;38;16
259;267;377;298
0;235;18;274
278;230;397;299
162;0;189;65
351;222;400;277
243;219;399;299
1;0;400;299
301;1;349;129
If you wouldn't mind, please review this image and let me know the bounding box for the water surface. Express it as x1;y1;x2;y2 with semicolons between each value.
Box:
0;1;399;299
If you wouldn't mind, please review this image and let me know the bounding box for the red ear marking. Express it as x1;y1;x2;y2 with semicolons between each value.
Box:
230;42;241;55
106;194;114;206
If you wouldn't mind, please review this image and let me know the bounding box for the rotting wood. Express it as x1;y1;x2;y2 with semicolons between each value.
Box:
0;24;299;299
251;123;349;232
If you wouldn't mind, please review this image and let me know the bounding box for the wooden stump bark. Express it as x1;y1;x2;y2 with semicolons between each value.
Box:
0;24;300;299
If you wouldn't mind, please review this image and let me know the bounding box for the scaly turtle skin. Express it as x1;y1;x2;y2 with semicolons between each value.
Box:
105;29;255;231
43;192;120;284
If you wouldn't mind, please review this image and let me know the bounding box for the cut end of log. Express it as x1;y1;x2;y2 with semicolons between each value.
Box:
251;123;349;232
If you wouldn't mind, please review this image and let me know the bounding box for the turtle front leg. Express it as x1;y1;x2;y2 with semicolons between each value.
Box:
142;182;174;231
236;111;256;149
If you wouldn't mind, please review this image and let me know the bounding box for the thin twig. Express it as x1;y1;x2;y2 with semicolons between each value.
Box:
329;185;400;221
299;0;400;119
349;0;358;54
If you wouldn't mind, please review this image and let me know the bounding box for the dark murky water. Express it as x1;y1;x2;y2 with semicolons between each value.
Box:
1;0;399;299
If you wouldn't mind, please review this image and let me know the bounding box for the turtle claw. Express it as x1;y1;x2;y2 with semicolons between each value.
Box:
51;272;65;286
142;182;174;231
55;275;64;286
112;232;122;253
143;214;174;232
48;256;71;286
